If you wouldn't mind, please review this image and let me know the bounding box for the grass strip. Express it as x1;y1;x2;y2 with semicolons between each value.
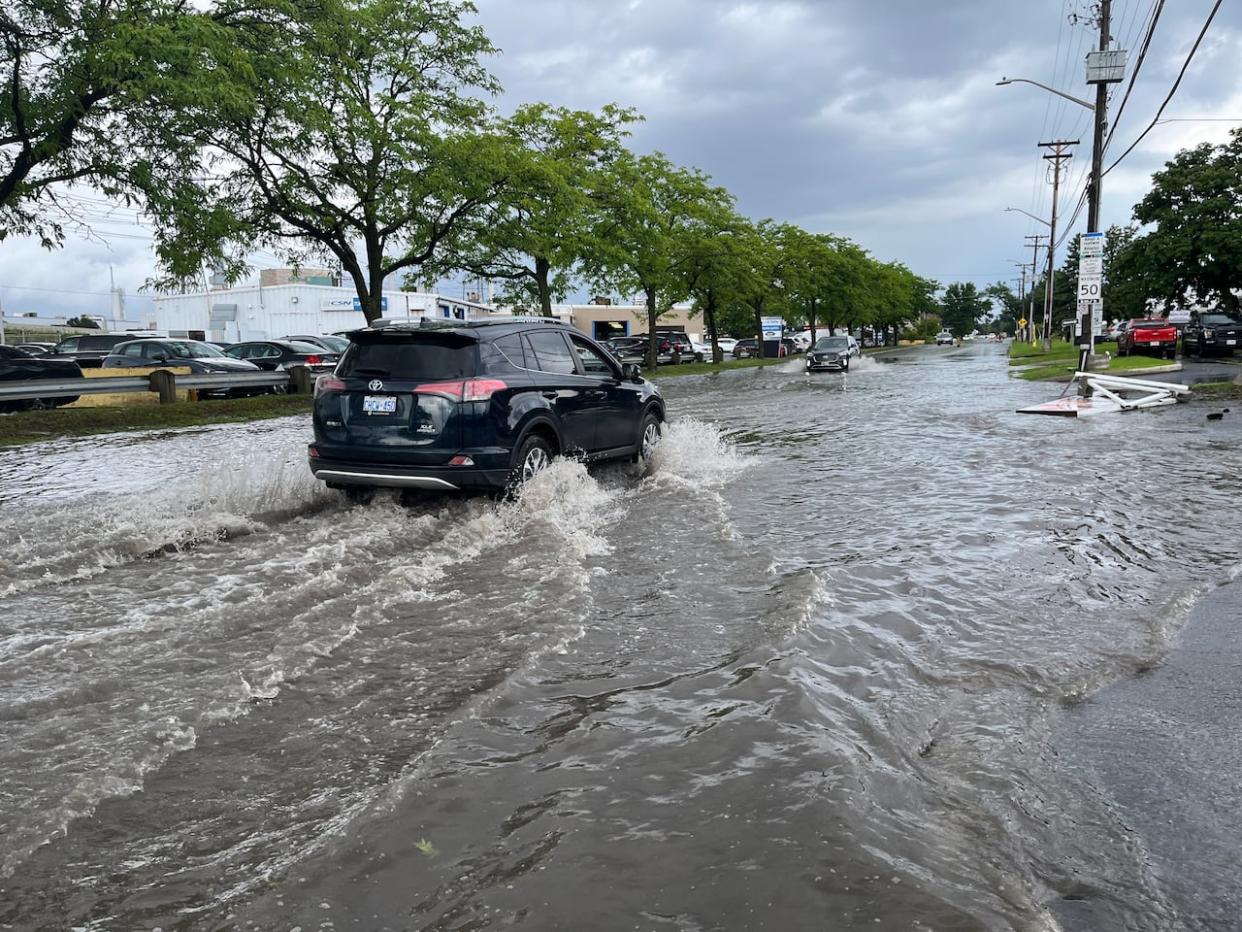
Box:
0;393;312;448
1016;354;1176;382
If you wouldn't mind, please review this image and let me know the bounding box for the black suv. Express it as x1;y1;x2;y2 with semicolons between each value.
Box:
52;332;158;368
309;319;665;495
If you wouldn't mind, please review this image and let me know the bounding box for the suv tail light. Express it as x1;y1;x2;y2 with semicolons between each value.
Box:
315;375;346;397
415;378;508;402
305;354;322;365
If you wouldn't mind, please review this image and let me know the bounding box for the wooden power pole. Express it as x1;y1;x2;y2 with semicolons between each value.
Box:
1038;140;1077;351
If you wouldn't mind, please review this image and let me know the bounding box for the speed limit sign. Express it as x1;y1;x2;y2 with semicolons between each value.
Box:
1078;280;1101;299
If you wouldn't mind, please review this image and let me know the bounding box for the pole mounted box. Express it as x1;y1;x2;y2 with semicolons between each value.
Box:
1086;49;1127;84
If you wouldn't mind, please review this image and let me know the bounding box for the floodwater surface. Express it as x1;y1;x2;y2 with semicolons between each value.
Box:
1;343;1240;931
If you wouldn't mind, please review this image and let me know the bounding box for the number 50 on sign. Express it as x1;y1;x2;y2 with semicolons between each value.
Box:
1078;281;1101;299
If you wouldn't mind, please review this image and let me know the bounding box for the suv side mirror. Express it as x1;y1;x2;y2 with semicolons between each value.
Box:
622;363;642;383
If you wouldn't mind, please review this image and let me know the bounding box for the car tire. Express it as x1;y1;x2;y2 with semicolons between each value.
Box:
632;411;662;466
506;433;553;496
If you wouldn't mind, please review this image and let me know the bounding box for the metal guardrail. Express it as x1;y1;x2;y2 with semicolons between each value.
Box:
0;368;301;402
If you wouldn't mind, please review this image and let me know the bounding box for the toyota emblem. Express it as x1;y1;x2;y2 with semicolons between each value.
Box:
368;379;384;391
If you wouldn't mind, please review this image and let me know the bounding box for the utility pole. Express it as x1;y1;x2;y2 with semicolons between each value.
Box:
1038;140;1077;351
1080;0;1125;378
1024;234;1047;347
1014;265;1028;339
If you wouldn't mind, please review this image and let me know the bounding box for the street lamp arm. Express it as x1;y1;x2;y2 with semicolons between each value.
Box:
997;77;1095;111
1004;207;1051;227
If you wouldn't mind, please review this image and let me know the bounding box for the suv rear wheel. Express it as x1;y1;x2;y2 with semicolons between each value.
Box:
506;433;553;495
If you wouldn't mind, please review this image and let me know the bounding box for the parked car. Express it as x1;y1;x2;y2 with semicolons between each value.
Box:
102;339;261;372
223;340;340;373
714;337;739;356
280;334;351;354
52;332;160;368
0;344;84;411
308;318;665;498
806;335;854;372
610;335;674;366
1181;311;1242;358
1117;318;1178;358
935;330;954;346
14;342;55;355
101;339;263;396
732;338;758;359
653;331;699;362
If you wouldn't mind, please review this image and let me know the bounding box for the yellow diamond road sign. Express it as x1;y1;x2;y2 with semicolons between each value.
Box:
1019;317;1028;328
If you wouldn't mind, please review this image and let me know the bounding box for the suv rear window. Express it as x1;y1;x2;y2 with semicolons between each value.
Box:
80;335;127;349
338;335;477;380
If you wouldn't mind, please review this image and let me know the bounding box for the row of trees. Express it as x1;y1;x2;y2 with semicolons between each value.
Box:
2;0;948;367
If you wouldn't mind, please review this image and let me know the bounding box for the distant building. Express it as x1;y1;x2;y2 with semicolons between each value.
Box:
153;273;501;342
552;304;702;342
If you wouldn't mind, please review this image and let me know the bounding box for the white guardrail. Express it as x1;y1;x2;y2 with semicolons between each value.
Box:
0;366;313;403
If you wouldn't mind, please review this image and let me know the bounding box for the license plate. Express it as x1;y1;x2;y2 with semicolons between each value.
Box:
1228;340;1237;346
363;395;397;414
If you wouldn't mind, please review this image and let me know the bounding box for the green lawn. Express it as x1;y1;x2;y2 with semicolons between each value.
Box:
1016;353;1174;382
0;394;312;447
1008;339;1120;365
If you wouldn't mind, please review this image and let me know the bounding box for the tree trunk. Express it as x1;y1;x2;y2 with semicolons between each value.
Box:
645;287;659;370
705;297;721;363
535;256;553;316
753;304;764;359
808;297;818;345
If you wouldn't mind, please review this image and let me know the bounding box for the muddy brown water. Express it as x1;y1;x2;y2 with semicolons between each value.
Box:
2;343;1240;931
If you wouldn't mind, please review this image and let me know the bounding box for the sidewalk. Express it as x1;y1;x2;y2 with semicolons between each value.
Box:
1056;577;1242;930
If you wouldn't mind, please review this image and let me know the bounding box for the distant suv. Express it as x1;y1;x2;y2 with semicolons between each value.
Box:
52;332;157;368
309;319;666;497
935;330;954;346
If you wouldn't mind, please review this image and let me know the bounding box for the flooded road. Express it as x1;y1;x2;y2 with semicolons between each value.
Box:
2;343;1241;931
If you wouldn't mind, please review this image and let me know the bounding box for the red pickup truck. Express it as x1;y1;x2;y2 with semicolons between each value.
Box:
1117;318;1178;359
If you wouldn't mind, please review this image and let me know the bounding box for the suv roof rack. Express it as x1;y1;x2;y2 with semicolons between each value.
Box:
366;315;570;331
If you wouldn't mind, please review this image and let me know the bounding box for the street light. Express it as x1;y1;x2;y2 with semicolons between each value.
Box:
996;78;1094;112
1003;207;1050;227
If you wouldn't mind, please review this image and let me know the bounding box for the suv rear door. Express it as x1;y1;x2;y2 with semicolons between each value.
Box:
567;333;640;453
523;329;599;455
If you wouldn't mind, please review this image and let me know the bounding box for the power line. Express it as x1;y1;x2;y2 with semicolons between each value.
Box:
1104;0;1224;176
1104;0;1166;152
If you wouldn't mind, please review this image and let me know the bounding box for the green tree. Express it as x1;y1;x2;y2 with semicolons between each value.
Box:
731;220;795;358
984;282;1021;334
151;0;504;323
675;202;746;363
587;151;733;368
1122;128;1242;314
939;282;989;337
431;103;640;315
65;315;99;328
0;0;241;248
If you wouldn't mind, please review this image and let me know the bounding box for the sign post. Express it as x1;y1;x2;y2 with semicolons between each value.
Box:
760;316;784;358
1076;232;1105;383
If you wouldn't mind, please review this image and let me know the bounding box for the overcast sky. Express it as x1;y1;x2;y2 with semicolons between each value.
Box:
3;0;1239;321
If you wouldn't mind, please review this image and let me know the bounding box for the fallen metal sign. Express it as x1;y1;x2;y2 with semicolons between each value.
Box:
1018;371;1191;418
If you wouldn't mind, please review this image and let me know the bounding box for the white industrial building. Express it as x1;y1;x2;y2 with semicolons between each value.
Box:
153;269;501;342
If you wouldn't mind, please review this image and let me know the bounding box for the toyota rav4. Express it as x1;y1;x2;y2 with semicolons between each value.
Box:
309;319;665;497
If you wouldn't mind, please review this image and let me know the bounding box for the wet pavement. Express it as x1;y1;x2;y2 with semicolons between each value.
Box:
2;342;1241;931
1057;577;1242;932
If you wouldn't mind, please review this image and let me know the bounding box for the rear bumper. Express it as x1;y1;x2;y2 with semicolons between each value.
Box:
308;454;509;492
